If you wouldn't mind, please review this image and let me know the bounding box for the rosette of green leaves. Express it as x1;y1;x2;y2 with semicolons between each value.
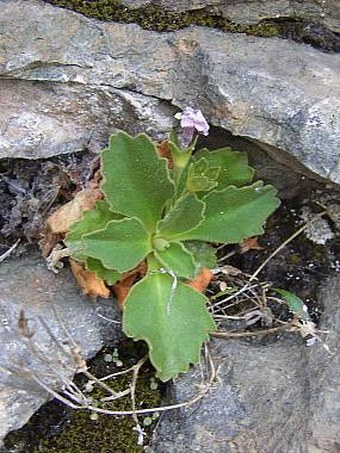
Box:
65;131;280;381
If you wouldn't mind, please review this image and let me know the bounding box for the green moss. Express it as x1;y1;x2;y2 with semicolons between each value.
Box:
242;23;280;37
4;343;161;453
43;0;280;37
290;254;302;265
34;372;160;452
33;346;161;453
33;370;160;453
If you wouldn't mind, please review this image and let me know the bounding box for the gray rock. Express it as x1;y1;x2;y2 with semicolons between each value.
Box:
0;250;122;446
152;276;340;452
0;0;339;184
0;79;176;159
307;277;340;452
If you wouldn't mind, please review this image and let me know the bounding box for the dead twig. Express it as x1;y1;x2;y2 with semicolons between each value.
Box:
130;355;148;445
17;350;219;417
212;323;296;338
0;239;20;264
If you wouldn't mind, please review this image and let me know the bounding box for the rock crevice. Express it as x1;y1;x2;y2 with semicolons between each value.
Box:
1;0;339;184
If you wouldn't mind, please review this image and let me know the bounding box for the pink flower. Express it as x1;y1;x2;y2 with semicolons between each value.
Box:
175;108;210;145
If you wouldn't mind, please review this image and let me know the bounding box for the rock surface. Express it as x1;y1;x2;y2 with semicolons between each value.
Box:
0;0;339;184
152;276;340;453
0;250;121;446
0;78;175;160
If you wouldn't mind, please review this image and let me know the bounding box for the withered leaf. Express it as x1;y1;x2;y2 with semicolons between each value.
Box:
47;188;102;235
239;236;263;253
156;141;173;168
70;259;110;299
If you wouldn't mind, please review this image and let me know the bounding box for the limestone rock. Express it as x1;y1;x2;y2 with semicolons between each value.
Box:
307;277;340;452
152;276;340;453
0;251;121;446
0;0;339;184
0;78;176;159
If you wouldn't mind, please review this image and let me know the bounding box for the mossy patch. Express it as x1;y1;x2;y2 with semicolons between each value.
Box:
34;374;160;453
43;0;280;36
3;341;162;453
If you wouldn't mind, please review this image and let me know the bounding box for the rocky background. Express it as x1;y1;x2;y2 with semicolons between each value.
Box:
0;0;339;183
0;0;339;451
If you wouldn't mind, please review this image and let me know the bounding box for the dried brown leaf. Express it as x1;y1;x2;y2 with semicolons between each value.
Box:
239;236;263;253
113;261;147;309
156;141;173;169
39;227;63;257
47;188;102;234
187;266;214;293
70;259;110;299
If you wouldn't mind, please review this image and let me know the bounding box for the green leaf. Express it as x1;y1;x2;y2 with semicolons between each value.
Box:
81;218;152;273
123;273;215;381
175;162;190;198
176;182;280;244
184;241;217;270
168;130;180;149
186;157;220;192
195;147;254;189
101;132;175;232
86;257;121;285
168;139;193;188
156;193;205;239
154;242;197;279
274;288;311;322
65;200;123;261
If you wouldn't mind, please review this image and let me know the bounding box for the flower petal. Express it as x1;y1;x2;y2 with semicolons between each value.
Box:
179;108;210;136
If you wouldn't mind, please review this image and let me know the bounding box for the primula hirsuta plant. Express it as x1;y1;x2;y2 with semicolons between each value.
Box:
65;108;280;381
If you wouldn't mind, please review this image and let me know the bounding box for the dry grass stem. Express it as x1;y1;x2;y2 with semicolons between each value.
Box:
130;355;148;445
0;239;20;263
212;323;296;338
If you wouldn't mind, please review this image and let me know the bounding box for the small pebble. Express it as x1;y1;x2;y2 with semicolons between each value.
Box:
143;417;153;427
84;382;94;393
104;353;113;362
150;379;158;390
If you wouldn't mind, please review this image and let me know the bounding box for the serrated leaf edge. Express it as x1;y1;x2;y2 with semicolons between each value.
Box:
100;130;176;229
81;216;152;273
156;192;207;240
